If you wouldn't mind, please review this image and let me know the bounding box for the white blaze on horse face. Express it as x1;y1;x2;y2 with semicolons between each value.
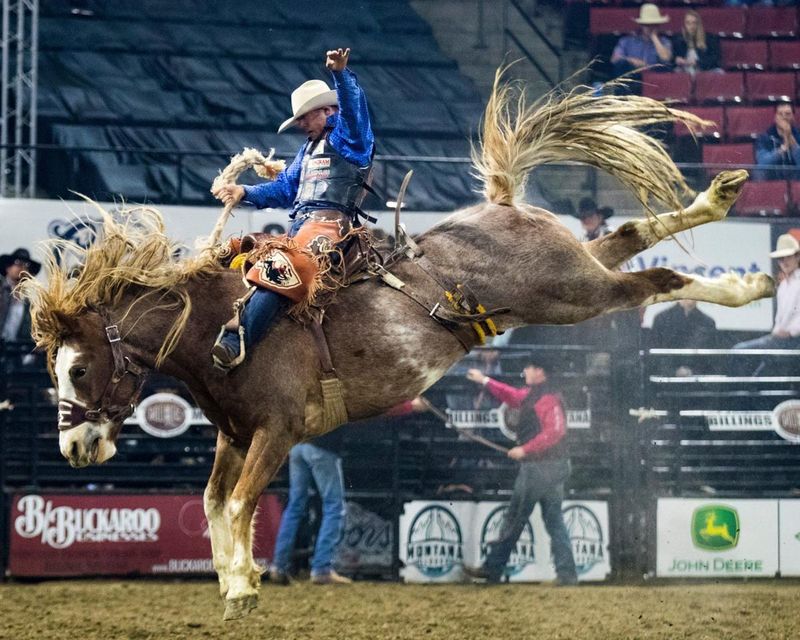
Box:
55;346;118;465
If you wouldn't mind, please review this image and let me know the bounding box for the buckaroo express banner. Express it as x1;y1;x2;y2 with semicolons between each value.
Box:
8;493;281;577
656;498;779;578
399;500;610;583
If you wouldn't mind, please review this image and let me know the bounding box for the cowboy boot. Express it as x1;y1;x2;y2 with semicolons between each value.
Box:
212;287;287;371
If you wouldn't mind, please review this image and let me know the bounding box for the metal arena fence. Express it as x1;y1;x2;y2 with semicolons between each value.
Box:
2;335;799;580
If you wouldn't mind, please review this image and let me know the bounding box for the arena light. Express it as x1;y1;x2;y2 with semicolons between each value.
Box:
386;200;405;209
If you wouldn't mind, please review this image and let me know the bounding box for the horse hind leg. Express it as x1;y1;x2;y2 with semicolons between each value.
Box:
586;169;748;270
610;266;775;312
204;431;246;599
640;269;775;308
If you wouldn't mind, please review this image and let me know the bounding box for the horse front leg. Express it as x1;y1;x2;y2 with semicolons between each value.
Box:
586;169;748;270
223;425;293;621
203;431;246;599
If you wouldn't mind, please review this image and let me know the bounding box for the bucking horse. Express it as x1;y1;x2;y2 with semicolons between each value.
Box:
20;72;774;620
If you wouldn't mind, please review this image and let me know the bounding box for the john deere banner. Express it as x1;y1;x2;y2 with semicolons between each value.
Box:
656;498;779;578
399;500;610;583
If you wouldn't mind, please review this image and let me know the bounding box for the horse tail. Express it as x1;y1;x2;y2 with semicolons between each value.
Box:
472;67;708;212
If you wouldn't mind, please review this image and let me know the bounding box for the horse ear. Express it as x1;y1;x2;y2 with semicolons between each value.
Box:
52;310;79;337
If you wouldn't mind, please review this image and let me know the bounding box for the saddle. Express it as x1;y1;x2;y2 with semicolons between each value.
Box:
217;173;509;428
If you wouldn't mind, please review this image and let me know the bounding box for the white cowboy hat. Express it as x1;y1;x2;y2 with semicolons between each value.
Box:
634;3;669;25
769;233;800;258
277;80;338;134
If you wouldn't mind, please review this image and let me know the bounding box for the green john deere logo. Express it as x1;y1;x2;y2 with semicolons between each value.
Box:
691;505;740;551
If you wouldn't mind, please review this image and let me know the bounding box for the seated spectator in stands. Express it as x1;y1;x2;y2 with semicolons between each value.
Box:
725;1;794;6
1;248;39;343
650;300;718;374
651;300;718;350
755;104;800;181
574;197;614;242
734;234;800;350
672;11;720;76
610;3;672;94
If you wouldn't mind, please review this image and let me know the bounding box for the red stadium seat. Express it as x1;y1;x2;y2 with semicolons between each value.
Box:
745;72;796;104
695;71;744;104
746;7;798;38
721;40;768;71
641;72;692;103
589;8;637;35
673;106;724;138
769;42;800;71
725;106;775;141
735;181;788;216
702;143;754;166
791;182;800;213
697;8;746;37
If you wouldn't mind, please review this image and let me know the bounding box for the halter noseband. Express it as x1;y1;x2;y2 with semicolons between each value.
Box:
57;311;149;431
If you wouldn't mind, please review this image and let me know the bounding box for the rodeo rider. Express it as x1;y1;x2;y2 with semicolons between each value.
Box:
211;46;374;370
462;356;578;586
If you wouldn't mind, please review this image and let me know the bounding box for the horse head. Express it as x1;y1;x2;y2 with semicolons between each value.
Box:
53;307;148;467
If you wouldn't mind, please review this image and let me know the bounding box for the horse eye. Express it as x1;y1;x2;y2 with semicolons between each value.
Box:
70;366;87;380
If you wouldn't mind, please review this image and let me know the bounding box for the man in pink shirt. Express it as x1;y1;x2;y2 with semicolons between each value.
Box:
463;357;578;585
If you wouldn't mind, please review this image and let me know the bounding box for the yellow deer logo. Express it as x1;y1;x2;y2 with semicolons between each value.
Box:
699;514;736;544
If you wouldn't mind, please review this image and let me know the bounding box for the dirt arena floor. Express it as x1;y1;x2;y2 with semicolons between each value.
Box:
1;579;798;640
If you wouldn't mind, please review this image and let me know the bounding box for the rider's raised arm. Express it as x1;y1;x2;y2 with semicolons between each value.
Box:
241;146;304;209
328;67;374;166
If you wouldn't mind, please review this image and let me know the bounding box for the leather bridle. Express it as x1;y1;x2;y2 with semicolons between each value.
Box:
57;310;149;431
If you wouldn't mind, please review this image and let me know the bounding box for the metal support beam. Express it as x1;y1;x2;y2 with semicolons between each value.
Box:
1;0;38;198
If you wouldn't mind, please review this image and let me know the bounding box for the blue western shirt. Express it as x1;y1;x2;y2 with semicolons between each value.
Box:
242;68;374;215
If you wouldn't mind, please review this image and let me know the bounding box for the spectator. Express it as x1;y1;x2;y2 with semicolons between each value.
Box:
755;103;800;181
269;432;353;586
734;234;800;349
650;300;719;375
672;10;720;75
610;3;672;93
462;357;578;586
650;300;718;350
574;197;614;242
1;248;40;343
269;398;426;585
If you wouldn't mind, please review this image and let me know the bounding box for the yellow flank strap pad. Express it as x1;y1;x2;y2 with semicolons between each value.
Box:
230;253;248;271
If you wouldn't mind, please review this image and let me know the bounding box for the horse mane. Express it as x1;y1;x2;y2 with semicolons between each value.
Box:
472;67;706;214
19;201;220;369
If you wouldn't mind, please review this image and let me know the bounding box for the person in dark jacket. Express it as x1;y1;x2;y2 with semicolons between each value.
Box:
672;10;720;74
1;248;40;342
462;357;578;586
755;103;800;181
650;300;718;350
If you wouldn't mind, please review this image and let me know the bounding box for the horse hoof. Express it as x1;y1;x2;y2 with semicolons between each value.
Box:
223;593;258;621
709;169;748;209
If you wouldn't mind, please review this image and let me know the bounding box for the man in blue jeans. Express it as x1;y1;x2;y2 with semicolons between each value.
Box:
462;357;578;586
269;433;350;585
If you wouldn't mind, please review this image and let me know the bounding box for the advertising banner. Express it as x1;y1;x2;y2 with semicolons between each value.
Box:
399;500;610;583
656;498;779;578
778;500;800;577
334;502;394;574
8;493;281;577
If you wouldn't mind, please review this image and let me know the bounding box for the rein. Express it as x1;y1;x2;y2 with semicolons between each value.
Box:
57;309;149;431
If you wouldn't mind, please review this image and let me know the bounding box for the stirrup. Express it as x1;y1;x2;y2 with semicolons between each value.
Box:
211;326;246;371
211;287;255;371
